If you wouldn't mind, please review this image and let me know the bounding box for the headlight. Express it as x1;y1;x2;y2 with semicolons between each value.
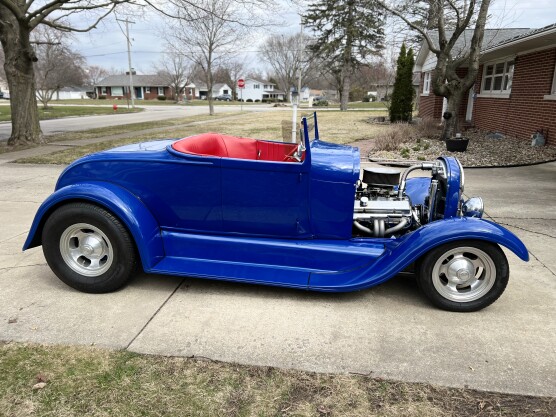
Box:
462;197;484;218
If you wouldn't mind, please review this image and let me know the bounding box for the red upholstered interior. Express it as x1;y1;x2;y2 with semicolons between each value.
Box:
171;133;301;162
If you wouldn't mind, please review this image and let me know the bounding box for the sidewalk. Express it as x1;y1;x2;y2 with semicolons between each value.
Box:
0;156;554;397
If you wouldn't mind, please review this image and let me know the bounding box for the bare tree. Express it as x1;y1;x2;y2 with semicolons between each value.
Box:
155;49;192;102
33;27;86;108
213;59;244;100
163;0;249;115
378;0;492;139
0;0;133;145
86;65;110;88
259;33;316;101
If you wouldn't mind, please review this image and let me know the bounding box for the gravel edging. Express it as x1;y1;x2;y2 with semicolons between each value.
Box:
351;127;556;168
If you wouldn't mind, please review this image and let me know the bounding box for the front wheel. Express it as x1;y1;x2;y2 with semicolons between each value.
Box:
42;203;137;293
418;240;509;312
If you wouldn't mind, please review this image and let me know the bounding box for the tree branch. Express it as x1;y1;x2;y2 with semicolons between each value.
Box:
38;4;116;31
376;0;440;54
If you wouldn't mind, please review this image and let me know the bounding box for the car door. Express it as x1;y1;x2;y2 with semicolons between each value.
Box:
220;157;311;238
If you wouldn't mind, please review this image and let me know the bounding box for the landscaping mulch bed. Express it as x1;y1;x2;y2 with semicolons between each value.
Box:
351;129;556;168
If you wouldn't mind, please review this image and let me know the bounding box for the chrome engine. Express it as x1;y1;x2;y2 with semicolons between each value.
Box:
353;160;477;238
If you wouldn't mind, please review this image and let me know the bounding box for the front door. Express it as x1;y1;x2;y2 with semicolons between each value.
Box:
135;87;142;99
220;159;311;238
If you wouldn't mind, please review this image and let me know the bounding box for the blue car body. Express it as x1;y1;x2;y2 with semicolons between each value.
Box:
24;115;528;292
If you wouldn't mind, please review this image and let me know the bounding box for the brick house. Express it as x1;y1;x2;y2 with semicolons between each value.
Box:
95;74;175;100
414;24;556;145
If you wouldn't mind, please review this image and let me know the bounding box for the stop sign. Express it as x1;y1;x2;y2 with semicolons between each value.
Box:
237;78;245;88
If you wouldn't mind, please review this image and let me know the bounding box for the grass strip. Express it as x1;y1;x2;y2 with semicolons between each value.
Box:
0;342;552;417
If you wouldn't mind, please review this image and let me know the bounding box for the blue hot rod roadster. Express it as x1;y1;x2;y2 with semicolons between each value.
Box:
24;114;528;311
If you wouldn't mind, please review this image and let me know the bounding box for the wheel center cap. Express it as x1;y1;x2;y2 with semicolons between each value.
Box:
457;268;471;280
82;244;94;256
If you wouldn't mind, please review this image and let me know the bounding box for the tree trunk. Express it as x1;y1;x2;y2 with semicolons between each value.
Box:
441;92;463;140
0;12;44;146
340;65;351;111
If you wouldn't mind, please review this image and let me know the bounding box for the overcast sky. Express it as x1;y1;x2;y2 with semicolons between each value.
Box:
70;0;556;74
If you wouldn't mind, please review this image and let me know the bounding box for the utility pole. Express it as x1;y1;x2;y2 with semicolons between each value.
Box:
291;24;304;143
117;18;136;109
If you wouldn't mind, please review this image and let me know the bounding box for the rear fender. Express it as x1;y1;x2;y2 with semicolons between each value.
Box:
309;217;528;292
23;181;164;270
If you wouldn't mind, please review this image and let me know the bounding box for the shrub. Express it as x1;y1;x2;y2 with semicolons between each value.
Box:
98;95;107;100
389;43;415;122
373;123;415;152
312;100;328;107
416;117;441;139
246;98;253;102
362;96;370;102
254;99;260;102
157;95;167;101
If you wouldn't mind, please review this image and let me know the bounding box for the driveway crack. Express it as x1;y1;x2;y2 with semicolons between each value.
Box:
125;278;185;350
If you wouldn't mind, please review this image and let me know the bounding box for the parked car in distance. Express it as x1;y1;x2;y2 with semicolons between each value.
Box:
23;113;528;312
215;94;233;101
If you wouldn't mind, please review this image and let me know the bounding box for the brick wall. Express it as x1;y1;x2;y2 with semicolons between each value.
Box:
473;48;556;146
96;86;174;100
418;71;444;120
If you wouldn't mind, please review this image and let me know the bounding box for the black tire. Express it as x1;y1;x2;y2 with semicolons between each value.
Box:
417;240;509;312
42;202;137;293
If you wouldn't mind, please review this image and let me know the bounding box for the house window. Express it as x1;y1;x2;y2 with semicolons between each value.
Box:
422;72;431;95
111;86;123;96
253;84;260;89
101;87;107;95
481;59;514;94
158;87;164;95
145;87;151;93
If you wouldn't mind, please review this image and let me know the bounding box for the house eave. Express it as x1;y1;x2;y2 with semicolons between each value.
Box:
480;28;556;62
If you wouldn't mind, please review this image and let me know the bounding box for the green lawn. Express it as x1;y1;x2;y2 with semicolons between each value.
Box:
1;342;551;417
0;105;142;122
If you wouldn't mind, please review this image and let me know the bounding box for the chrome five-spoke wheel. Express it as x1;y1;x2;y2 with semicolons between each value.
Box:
60;223;113;277
431;247;496;303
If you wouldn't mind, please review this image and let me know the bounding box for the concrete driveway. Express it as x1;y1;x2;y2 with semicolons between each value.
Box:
0;158;554;397
0;104;275;141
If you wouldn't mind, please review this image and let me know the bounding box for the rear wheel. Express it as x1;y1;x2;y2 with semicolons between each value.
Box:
418;240;509;312
42;203;137;293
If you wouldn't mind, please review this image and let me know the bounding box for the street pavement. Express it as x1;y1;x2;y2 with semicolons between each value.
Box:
0;153;554;397
0;104;275;141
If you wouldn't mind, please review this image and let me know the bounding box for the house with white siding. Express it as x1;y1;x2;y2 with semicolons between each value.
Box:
235;78;285;101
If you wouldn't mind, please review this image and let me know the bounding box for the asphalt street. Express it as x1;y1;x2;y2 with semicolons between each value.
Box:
0;151;554;397
0;104;274;141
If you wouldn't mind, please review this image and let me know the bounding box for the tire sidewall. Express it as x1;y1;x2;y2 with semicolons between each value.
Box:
43;203;136;293
418;240;509;312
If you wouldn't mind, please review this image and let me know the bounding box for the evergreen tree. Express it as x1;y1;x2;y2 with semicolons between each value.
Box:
303;0;385;111
389;44;415;122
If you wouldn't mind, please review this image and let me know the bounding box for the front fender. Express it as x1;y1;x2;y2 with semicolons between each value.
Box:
23;181;164;270
309;217;529;292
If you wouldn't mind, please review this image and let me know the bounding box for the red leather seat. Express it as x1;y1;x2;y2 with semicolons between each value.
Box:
172;133;301;162
171;133;228;157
